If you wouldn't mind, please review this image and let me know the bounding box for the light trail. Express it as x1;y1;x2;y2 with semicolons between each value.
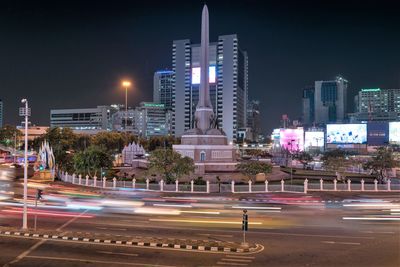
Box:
149;218;263;225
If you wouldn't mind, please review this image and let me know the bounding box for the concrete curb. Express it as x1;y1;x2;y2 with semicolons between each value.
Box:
0;230;258;253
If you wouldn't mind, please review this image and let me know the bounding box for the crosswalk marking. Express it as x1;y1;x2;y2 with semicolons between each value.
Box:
221;258;252;263
226;255;255;260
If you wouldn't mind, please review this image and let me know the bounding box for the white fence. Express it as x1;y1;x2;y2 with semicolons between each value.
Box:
59;172;399;194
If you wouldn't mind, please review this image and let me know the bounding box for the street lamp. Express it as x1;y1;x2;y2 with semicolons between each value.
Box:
19;98;30;230
122;81;131;132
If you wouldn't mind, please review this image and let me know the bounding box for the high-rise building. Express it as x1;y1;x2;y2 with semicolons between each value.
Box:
172;34;248;141
350;88;400;122
246;100;261;141
314;76;348;124
0;99;3;128
302;87;315;125
135;102;172;137
153;70;174;110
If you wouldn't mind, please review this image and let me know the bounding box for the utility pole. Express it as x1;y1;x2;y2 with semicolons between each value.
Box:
19;99;30;230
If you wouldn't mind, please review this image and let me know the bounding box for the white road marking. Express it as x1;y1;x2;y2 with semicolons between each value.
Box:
197;234;233;238
231;206;281;210
221;258;252;263
24;256;175;267
321;241;360;245
98;251;139;257
3;209;88;267
226;255;255;259
343;217;400;221
216;261;248;266
96;227;127;231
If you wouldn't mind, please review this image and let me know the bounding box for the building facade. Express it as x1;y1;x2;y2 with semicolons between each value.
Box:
172;34;248;141
350;88;400;122
246;100;261;142
314;76;348;124
50;106;116;131
302;87;315;125
135;102;172;137
0;99;3;128
153;70;174;110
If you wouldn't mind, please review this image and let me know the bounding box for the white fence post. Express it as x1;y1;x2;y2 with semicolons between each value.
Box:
65;172;69;182
347;179;351;191
78;174;82;185
333;179;337;191
72;174;76;184
103;177;106;188
319;179;323;191
248;180;252;193
304;179;308;194
132;178;136;189
175;180;179;192
265;180;268;192
160;180;164;191
146;179;149;190
387;179;391;191
85;175;89;186
231;181;235;193
206;180;210;193
374;179;378;191
93;176;97;187
281;180;285;192
113;177;116;189
361;179;364;191
191;180;194;193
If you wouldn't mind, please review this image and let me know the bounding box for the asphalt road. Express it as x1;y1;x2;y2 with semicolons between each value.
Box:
0;182;399;267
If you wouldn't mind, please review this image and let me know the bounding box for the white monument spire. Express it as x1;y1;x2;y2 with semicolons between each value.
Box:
195;4;214;132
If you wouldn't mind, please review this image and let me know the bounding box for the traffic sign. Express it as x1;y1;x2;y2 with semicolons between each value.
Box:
242;209;248;231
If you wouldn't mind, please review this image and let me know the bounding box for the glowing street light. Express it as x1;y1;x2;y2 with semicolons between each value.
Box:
122;80;131;132
19;98;30;230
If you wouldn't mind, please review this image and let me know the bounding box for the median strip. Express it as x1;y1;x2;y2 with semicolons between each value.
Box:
0;228;260;254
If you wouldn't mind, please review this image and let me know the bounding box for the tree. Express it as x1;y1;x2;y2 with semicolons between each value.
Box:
363;147;398;183
147;148;194;183
295;151;313;169
0;125;22;147
91;132;126;154
246;149;263;160
237;161;272;181
73;145;113;177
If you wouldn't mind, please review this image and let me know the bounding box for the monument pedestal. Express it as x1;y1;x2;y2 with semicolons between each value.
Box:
173;134;236;175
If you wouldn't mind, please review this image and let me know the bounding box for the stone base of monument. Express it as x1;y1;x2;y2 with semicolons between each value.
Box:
173;134;237;175
32;170;55;181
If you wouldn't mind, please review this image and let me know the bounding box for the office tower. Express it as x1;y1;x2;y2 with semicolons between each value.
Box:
172;34;248;141
135;102;172;137
302;87;315;125
0;99;3;128
153;70;174;110
314;76;348;124
351;88;400;122
246;100;261;141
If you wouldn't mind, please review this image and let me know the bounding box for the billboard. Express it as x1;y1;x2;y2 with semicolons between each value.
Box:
389;122;400;144
326;124;367;144
191;66;216;84
279;128;304;152
367;122;389;146
304;131;324;149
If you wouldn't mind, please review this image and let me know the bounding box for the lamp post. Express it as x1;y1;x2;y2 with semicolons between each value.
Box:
122;81;131;132
19;99;30;230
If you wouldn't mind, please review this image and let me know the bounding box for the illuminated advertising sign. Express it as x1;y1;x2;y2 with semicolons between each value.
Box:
389;122;400;144
304;131;324;149
326;124;367;144
279;128;304;152
367;122;388;146
191;66;216;84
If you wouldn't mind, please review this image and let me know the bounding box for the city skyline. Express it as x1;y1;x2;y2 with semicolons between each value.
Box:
1;0;400;133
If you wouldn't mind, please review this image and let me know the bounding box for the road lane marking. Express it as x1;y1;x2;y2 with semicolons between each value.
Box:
216;261;248;266
98;251;138;257
221;258;252;263
360;231;395;234
226;255;255;259
3;209;88;267
96;227;127;231
231;206;281;210
321;241;360;245
197;234;233;238
24;256;175;267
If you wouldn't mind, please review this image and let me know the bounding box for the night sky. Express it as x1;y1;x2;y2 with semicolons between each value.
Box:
1;0;399;134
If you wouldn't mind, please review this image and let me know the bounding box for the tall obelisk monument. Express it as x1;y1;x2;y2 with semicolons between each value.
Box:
194;4;214;132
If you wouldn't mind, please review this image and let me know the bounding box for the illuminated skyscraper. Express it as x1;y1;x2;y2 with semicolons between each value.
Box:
0;99;3;127
153;70;174;110
172;34;248;141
